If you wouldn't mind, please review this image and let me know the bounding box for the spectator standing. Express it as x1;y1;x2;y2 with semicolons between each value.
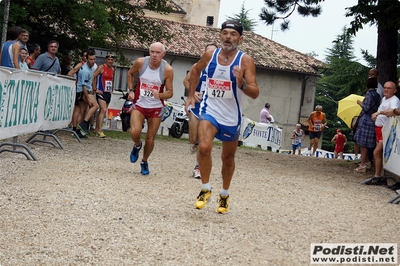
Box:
260;103;273;123
291;124;304;155
353;139;360;161
0;26;22;68
12;29;29;69
19;47;29;70
331;128;348;159
60;54;72;75
381;78;400;117
92;53;115;138
32;40;61;74
185;20;259;214
26;43;41;69
76;50;98;135
369;68;383;99
127;42;174;175
70;50;97;138
379;78;400;191
68;49;98;133
354;78;381;172
365;81;400;185
355;69;383;164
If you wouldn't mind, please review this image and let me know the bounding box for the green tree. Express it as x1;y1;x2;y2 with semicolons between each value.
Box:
1;0;10;45
259;0;400;96
315;27;369;151
361;30;400;71
226;1;258;32
0;0;172;60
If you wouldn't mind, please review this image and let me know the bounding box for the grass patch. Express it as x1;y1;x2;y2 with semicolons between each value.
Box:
100;130;277;152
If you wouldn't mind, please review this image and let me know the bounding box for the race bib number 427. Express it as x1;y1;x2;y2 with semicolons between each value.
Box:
207;78;233;98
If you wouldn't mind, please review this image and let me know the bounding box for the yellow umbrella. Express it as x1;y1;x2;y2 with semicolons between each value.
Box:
337;94;365;128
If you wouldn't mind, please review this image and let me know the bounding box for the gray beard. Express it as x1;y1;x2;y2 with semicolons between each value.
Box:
220;42;238;52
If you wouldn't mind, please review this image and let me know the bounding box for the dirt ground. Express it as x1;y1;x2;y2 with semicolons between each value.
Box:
0;131;399;265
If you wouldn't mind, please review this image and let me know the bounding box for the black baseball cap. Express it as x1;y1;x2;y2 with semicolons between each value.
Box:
221;20;243;36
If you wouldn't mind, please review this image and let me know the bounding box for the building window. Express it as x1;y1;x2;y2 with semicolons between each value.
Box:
114;66;139;92
114;67;129;92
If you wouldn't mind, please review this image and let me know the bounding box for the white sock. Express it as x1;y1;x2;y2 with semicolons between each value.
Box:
220;188;229;197
201;183;211;191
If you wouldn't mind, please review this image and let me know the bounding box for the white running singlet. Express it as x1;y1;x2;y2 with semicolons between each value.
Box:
200;48;244;127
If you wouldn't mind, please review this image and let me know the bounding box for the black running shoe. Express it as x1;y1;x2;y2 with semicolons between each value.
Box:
72;131;87;139
78;122;89;135
362;177;387;186
388;182;400;191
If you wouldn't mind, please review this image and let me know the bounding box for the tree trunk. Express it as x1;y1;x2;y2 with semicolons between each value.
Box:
1;0;10;47
376;0;399;97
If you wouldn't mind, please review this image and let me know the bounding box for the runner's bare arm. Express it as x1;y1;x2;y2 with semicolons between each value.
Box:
185;50;212;113
12;42;21;69
183;69;191;90
67;62;83;77
92;64;104;93
234;54;259;99
127;58;144;90
159;64;174;100
307;113;314;126
126;58;144;100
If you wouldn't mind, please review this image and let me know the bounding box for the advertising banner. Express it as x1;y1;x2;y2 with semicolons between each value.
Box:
382;116;400;176
301;148;358;160
240;116;281;151
0;68;76;140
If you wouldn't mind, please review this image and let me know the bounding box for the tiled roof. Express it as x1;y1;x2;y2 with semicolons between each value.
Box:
130;0;186;13
120;18;325;75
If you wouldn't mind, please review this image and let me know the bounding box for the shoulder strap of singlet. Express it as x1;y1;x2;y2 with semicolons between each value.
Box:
139;56;166;83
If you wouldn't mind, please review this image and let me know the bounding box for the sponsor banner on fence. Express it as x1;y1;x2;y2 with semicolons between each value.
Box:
382;116;400;176
302;148;358;160
0;68;76;140
240;116;281;151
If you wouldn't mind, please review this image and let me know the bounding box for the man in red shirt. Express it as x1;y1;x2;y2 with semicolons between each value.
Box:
331;129;347;159
92;53;115;138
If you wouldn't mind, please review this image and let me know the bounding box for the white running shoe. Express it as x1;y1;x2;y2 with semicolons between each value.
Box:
193;168;201;179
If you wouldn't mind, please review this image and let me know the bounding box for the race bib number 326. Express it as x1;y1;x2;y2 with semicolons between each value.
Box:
140;82;159;98
208;78;233;98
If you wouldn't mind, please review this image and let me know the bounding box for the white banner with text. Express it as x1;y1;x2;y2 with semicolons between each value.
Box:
240;116;282;151
382;116;400;177
0;68;76;140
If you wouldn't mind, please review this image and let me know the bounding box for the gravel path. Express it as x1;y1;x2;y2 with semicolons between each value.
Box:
0;132;399;265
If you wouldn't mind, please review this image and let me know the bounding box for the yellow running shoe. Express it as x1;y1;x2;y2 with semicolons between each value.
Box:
194;189;211;209
216;195;230;214
96;131;106;138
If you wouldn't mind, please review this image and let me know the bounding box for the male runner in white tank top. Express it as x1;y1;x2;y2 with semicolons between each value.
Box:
185;20;259;214
127;42;174;175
